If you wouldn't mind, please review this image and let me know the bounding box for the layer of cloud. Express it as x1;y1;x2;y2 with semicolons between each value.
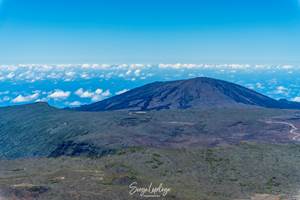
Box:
1;64;300;83
1;63;300;108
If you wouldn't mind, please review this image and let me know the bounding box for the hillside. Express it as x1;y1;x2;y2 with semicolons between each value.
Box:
2;144;300;200
0;102;299;159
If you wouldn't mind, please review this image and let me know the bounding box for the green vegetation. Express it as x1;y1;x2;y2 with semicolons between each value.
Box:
2;103;300;199
0;103;295;159
1;144;300;199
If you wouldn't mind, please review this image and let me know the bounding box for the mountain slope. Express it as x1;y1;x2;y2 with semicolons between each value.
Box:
0;102;295;159
76;77;300;111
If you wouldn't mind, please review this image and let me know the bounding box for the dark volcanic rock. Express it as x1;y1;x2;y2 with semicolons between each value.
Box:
6;184;49;199
76;77;300;111
49;141;117;157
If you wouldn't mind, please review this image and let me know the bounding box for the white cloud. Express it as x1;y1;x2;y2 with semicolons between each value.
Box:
292;97;300;102
91;95;103;102
1;64;300;85
256;82;264;89
75;88;111;102
6;72;15;79
246;84;254;90
134;69;141;76
95;89;103;95
116;89;129;95
65;71;75;77
80;73;90;79
275;86;288;95
281;65;293;69
0;96;10;103
2;96;10;101
102;90;111;97
48;90;71;100
68;101;82;107
12;93;39;103
35;98;48;103
75;88;94;98
81;64;91;68
126;70;132;75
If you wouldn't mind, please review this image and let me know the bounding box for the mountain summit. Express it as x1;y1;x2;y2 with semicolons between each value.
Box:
76;77;300;111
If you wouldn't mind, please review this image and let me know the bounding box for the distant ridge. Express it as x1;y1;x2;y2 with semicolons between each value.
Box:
76;77;300;111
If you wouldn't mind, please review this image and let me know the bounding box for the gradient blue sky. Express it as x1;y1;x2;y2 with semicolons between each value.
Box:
0;0;300;64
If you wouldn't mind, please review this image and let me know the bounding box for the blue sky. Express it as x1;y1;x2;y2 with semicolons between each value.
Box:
0;0;300;64
1;1;300;107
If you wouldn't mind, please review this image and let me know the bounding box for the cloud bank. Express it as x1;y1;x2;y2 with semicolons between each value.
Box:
1;63;300;108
